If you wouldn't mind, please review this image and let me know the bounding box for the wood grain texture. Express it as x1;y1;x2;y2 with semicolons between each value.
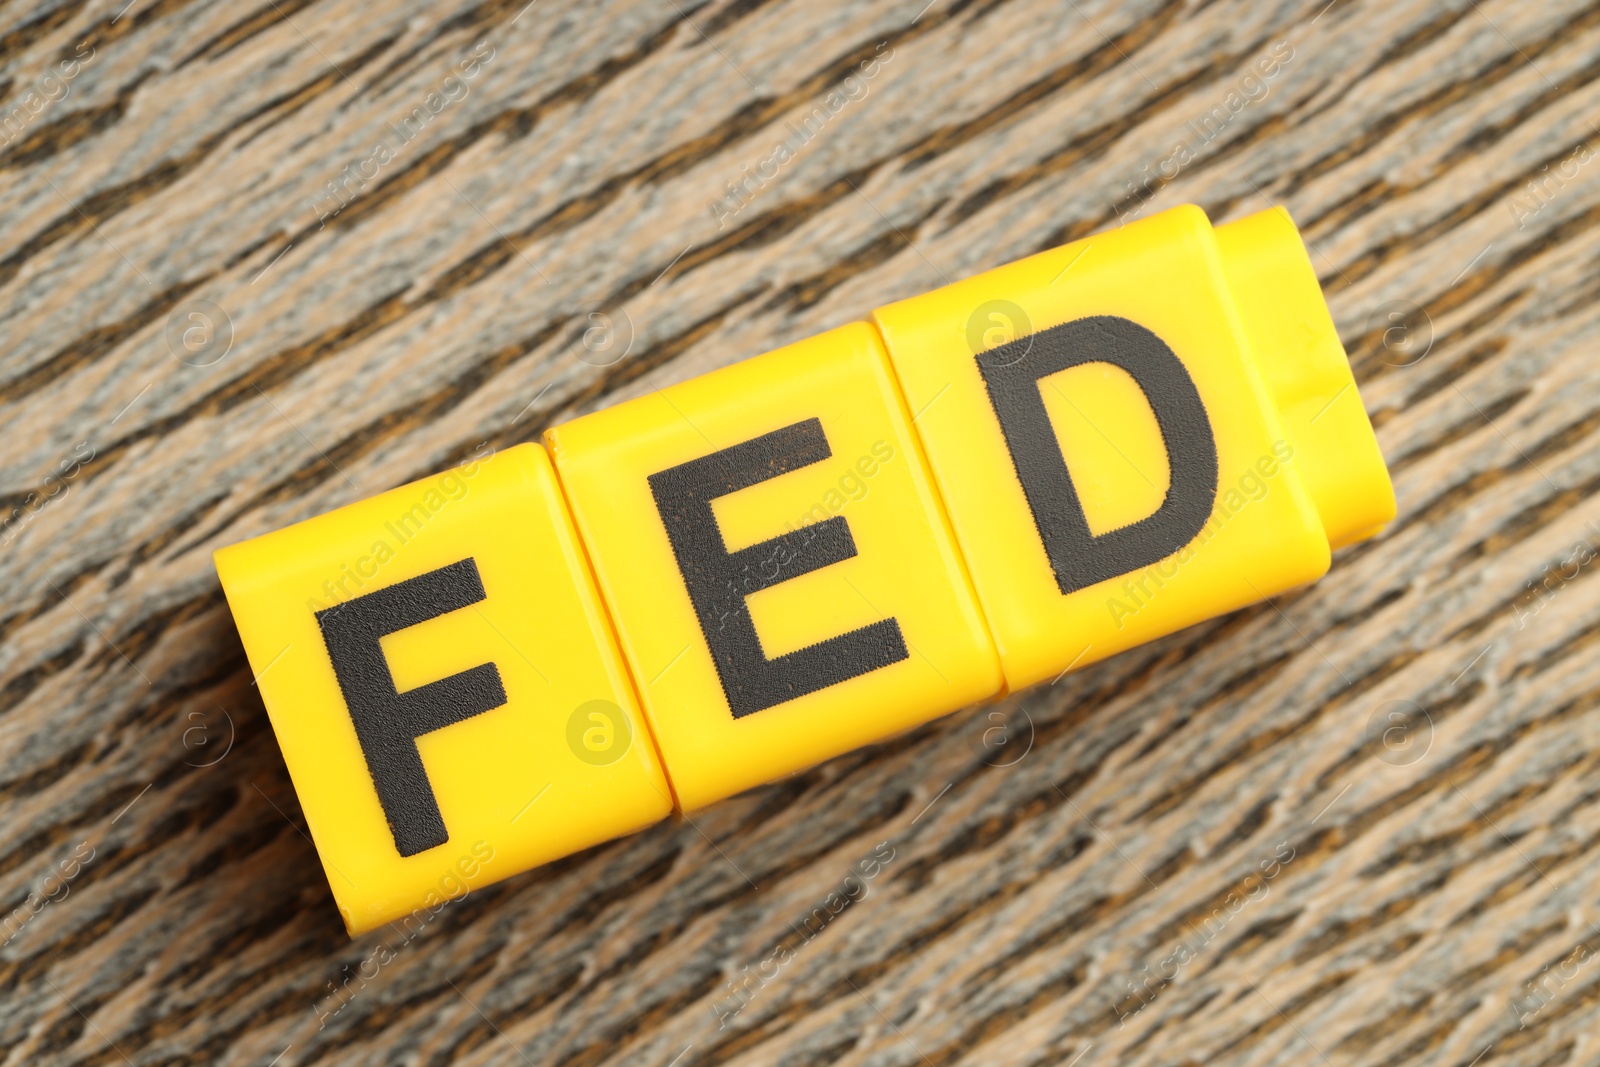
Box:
1;0;1599;1063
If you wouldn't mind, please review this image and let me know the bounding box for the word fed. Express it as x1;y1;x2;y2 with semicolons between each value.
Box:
215;204;1395;935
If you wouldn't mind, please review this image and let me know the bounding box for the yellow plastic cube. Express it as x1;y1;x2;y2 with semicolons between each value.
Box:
214;443;671;935
547;322;1002;812
872;205;1394;690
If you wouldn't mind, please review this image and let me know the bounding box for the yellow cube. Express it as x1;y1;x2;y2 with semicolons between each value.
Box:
872;205;1394;690
547;322;1002;811
214;444;671;935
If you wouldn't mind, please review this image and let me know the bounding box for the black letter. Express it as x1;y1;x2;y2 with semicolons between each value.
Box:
316;558;506;857
977;315;1218;595
648;418;908;718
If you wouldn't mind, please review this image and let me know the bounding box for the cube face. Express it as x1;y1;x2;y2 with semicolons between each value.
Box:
214;444;671;935
872;205;1332;691
547;322;1002;812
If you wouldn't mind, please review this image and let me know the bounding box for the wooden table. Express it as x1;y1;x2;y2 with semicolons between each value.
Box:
4;1;1599;1063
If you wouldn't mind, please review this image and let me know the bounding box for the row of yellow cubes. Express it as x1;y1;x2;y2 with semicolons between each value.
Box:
214;205;1394;935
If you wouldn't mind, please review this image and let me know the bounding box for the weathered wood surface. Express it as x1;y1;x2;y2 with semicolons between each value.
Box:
2;0;1600;1063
